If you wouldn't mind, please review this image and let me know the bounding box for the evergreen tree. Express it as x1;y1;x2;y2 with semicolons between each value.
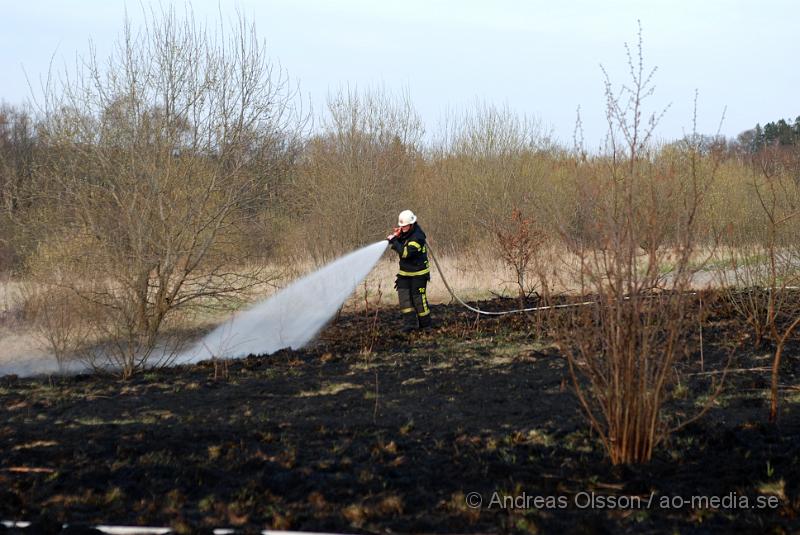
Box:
753;123;765;152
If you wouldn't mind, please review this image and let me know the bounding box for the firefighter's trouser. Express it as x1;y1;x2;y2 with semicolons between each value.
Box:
396;275;431;330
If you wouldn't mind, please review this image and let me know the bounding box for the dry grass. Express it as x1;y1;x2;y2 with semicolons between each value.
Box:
344;246;558;310
0;276;58;375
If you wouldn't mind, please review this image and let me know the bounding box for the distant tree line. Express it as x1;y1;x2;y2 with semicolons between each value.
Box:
737;116;800;153
3;98;800;273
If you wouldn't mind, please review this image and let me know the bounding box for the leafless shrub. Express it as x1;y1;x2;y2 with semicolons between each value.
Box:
18;282;88;372
418;102;555;249
359;279;384;359
0;103;38;272
293;87;423;260
716;148;800;422
24;5;303;378
491;208;548;307
554;25;724;464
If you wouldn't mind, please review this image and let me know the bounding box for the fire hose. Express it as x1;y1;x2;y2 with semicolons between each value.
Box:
426;244;747;317
426;243;597;316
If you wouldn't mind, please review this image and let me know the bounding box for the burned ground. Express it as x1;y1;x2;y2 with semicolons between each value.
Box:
1;295;799;534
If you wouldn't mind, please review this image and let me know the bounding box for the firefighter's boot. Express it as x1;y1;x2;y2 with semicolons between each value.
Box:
418;312;432;330
402;310;419;333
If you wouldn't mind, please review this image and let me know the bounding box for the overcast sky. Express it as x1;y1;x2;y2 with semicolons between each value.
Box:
1;0;797;147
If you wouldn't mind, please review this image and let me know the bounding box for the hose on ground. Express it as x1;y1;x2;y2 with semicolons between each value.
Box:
426;244;596;316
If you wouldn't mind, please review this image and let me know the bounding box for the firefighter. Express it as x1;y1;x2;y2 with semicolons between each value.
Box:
386;209;432;332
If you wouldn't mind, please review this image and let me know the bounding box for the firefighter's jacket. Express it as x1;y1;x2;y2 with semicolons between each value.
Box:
389;223;430;279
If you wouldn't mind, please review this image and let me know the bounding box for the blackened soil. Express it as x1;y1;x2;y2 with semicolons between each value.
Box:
1;295;799;534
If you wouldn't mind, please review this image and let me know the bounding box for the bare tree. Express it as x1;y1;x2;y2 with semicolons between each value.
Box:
294;86;423;258
0;103;37;271
26;5;303;377
426;102;554;244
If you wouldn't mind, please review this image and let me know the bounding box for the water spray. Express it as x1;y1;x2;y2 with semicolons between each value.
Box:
176;241;389;363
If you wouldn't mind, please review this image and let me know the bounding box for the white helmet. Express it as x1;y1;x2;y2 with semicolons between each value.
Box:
397;209;417;227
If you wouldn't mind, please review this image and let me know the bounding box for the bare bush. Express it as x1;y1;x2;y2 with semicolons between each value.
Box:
0;103;37;271
358;279;384;358
293;87;423;259
21;283;89;373
418;102;555;248
555;26;722;464
25;5;302;377
717;149;800;422
491;208;548;306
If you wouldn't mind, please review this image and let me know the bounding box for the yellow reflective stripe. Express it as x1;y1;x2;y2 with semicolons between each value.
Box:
401;307;415;313
407;241;422;250
418;287;429;314
398;267;430;276
402;246;408;259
